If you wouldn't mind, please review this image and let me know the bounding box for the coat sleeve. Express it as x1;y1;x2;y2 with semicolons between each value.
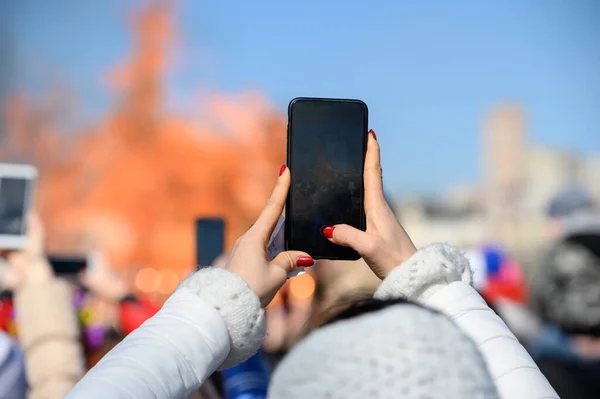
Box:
65;267;267;399
15;277;85;399
374;243;558;399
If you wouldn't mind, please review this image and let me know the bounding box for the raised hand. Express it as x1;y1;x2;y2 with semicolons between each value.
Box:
224;166;315;307
322;131;417;279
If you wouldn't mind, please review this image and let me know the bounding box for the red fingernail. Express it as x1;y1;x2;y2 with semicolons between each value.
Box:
279;165;287;176
369;129;377;141
322;226;335;239
297;256;314;267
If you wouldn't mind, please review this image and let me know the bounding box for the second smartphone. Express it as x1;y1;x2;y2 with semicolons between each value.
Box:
285;97;368;260
195;217;225;267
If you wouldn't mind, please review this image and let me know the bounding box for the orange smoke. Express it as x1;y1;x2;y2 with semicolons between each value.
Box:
0;2;286;284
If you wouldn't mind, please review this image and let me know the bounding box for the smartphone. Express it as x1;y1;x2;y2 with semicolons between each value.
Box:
0;164;37;249
285;97;368;260
48;255;88;275
196;218;225;267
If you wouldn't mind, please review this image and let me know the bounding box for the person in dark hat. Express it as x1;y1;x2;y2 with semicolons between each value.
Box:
531;211;600;399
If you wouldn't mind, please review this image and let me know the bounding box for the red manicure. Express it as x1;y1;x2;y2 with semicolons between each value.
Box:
369;129;377;141
279;165;287;176
297;256;314;267
322;226;335;239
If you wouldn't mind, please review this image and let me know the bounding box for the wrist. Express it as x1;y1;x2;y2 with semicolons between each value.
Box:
21;258;55;286
375;243;472;303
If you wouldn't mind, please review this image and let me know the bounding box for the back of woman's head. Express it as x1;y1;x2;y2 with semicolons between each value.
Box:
269;298;498;399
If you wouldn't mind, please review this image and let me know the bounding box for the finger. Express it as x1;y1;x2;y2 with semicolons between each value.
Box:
364;130;385;211
269;250;314;274
325;224;377;258
27;211;43;239
252;166;290;240
26;211;45;255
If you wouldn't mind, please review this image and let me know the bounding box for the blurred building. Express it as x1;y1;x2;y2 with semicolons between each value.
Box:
578;156;600;200
522;147;578;215
396;104;599;273
483;104;526;248
398;197;486;249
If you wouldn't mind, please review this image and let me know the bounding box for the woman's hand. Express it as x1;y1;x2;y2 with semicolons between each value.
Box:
2;212;54;290
323;130;417;279
225;166;314;307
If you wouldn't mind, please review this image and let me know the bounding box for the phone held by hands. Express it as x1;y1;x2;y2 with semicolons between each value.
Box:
0;163;37;250
196;217;225;268
285;97;368;260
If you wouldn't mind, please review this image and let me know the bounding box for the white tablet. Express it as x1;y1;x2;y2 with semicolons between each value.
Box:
0;163;37;249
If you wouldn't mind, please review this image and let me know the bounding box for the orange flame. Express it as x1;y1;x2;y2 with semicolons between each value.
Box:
0;1;286;283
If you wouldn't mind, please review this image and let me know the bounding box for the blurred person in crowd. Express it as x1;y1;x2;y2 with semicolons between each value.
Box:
80;255;160;337
64;134;557;398
0;331;26;399
1;213;85;399
0;267;16;337
530;211;600;399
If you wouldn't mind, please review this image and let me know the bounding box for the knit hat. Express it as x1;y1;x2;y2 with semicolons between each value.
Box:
268;301;498;398
547;186;595;218
533;211;600;336
0;331;27;399
561;211;600;242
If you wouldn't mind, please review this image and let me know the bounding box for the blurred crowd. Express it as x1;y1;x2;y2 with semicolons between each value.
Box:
0;181;599;398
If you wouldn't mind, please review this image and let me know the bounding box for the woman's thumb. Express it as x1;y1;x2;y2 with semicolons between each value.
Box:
270;251;314;274
325;224;375;257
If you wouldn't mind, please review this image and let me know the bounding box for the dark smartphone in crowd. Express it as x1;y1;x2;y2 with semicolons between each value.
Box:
48;255;88;275
285;97;368;260
196;218;225;267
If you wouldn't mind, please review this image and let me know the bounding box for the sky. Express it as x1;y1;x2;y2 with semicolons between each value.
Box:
2;0;600;196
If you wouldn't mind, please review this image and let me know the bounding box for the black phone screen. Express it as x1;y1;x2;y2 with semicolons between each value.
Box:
48;256;87;275
286;98;368;260
196;218;225;267
0;177;28;235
